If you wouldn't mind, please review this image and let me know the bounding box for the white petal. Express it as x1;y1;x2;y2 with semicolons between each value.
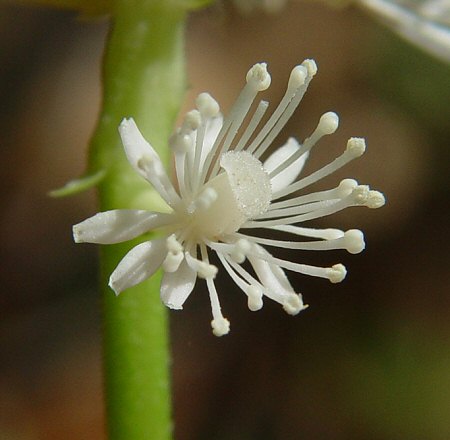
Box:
160;259;197;310
264;138;309;193
119;118;180;207
119;118;162;181
109;239;166;295
73;210;172;244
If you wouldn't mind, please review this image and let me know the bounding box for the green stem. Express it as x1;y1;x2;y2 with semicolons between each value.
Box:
89;2;187;439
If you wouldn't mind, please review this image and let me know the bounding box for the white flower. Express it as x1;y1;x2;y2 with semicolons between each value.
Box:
73;60;385;336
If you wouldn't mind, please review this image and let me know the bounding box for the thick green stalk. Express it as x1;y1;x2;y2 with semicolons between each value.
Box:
89;2;187;439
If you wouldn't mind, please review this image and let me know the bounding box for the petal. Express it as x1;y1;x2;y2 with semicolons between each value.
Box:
73;210;173;244
119;118;180;207
264;138;309;193
118;118;162;179
109;239;166;295
160;259;197;310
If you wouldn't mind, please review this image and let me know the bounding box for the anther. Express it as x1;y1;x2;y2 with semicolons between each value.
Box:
287;65;307;90
337;179;358;198
302;59;318;76
211;318;230;337
351;185;370;204
196;93;220;118
343;229;365;254
367;190;386;208
197;261;218;279
230;238;252;263
169;133;192;153
283;293;304;315
246;63;272;91
327;264;347;283
346;137;366;157
182;110;201;132
247;285;263;311
317;111;339;135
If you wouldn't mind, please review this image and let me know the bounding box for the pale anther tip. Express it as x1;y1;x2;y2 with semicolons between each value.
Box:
211;318;230;337
283;293;303;315
302;59;318;76
346;137;366;157
344;229;365;254
196;92;220;118
367;191;386;209
246;63;271;91
288;65;307;89
318;111;339;135
337;179;358;198
328;264;347;283
183;110;201;131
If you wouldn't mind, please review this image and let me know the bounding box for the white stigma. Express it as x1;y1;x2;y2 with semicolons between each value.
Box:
220;151;272;219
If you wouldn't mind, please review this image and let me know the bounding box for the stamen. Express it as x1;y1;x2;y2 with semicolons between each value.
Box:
273;138;367;200
181;110;201;133
205;63;272;181
249;61;315;158
230;238;252;263
367;190;386;208
234;100;269;152
246;63;272;91
247;285;263;311
326;264;347;283
268;179;358;211
201;244;230;336
268;111;339;180
190;93;221;193
246;247;347;283
283;293;307;315
267;224;345;240
196;92;220;118
239;228;365;254
185;251;218;279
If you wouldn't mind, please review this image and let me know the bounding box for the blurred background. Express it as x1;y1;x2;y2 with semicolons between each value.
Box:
1;1;449;439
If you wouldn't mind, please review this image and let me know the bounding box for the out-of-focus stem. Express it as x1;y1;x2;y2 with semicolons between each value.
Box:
89;2;187;439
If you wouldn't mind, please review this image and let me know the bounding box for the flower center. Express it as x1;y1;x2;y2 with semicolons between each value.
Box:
189;151;272;239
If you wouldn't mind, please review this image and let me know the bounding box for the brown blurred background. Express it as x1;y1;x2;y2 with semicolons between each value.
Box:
1;2;449;439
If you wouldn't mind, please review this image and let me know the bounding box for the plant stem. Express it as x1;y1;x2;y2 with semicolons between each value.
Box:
89;2;187;439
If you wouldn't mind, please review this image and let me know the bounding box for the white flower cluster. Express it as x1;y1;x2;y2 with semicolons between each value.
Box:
73;60;385;336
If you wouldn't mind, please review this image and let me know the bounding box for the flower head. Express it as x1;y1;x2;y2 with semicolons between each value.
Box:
73;60;385;336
